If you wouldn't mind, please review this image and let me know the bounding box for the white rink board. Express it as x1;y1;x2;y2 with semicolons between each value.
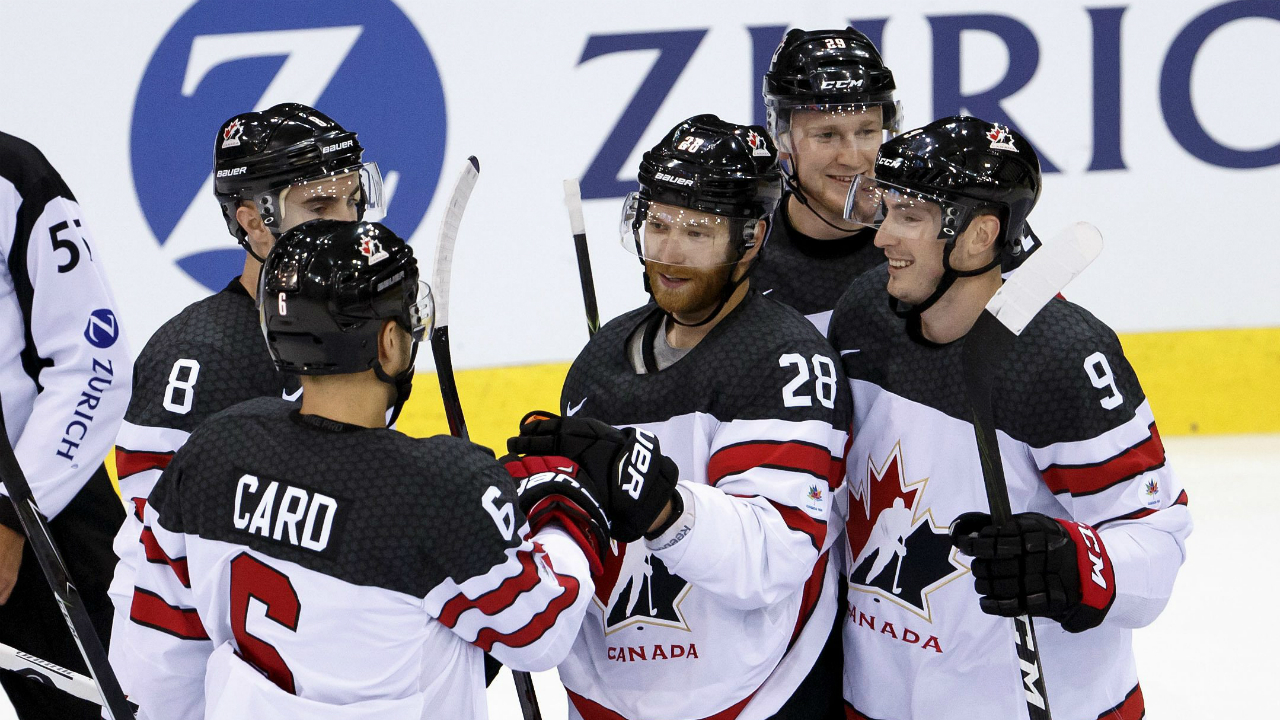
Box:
1;0;1279;372
0;433;1272;718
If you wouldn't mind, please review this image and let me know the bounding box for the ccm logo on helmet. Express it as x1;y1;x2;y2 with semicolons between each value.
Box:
876;157;903;168
655;172;694;187
322;139;354;154
215;167;247;178
819;78;864;90
619;430;657;500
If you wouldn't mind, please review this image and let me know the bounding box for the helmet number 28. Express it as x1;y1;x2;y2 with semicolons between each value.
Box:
780;353;838;409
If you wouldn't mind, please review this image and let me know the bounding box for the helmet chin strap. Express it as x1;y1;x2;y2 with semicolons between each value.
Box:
783;157;863;236
373;340;418;428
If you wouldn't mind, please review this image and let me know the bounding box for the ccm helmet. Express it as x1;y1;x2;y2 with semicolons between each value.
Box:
214;103;385;258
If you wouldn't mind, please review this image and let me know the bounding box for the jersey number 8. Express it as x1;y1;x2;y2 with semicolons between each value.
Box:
163;358;201;415
780;353;838;409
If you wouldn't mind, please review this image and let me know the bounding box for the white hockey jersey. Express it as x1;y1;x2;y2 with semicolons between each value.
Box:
556;292;852;720
122;398;594;720
829;267;1191;720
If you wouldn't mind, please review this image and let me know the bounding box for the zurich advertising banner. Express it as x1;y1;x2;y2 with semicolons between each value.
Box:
1;0;1276;370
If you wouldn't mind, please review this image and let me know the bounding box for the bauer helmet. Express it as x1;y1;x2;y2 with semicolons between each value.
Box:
259;219;430;376
623;113;782;267
843;115;1042;315
214;103;385;257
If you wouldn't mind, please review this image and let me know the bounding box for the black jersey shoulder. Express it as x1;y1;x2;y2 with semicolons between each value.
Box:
149;397;520;598
995;297;1147;447
0;132;74;207
829;269;1147;446
563;292;851;428
751;194;884;317
125;281;294;433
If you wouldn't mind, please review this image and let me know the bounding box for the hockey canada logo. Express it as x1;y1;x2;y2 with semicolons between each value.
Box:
745;130;771;157
596;544;692;635
359;237;388;265
132;0;447;291
847;444;968;622
987;124;1018;152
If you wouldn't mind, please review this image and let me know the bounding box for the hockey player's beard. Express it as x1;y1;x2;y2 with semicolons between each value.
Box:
646;260;736;323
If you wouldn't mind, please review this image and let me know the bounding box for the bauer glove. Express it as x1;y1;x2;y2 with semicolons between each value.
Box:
508;412;681;544
501;454;608;576
950;511;1116;633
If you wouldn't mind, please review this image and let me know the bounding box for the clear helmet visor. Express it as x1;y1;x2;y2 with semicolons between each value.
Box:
843;175;971;243
619;193;742;268
273;162;386;231
772;101;902;158
406;279;434;342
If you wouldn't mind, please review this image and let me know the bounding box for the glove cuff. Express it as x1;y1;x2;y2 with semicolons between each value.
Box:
1053;519;1116;632
526;497;606;577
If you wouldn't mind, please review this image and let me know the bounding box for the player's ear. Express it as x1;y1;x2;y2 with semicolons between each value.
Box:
377;319;410;374
963;214;1001;262
236;203;273;259
735;219;766;276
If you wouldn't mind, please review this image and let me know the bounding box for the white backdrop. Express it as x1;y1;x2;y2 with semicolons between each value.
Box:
2;0;1277;371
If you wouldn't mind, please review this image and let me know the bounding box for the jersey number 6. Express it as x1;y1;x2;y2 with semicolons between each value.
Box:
230;552;301;694
780;353;838;409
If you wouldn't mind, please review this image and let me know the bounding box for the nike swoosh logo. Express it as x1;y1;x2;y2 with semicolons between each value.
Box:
556;466;576;474
840;349;861;356
282;387;303;401
566;398;587;416
761;288;774;295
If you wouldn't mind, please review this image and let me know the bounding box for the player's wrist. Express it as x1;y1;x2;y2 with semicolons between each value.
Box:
643;489;684;540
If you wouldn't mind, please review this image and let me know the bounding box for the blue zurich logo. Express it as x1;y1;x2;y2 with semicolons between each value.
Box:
131;0;447;291
84;309;119;349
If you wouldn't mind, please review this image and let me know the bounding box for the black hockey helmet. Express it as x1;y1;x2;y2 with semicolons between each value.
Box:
214;103;385;253
623;113;782;265
259;219;431;377
763;27;900;144
843;115;1042;316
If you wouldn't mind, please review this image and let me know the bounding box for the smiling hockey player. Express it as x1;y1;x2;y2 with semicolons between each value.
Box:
829;116;1191;720
509;115;852;720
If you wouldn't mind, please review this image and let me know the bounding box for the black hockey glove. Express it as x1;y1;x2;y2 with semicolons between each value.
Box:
508;412;681;544
501;454;608;576
950;512;1116;633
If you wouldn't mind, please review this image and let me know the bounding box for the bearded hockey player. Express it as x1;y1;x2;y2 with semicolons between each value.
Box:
829;117;1191;720
755;27;900;334
106;103;388;688
122;220;601;719
509;115;852;720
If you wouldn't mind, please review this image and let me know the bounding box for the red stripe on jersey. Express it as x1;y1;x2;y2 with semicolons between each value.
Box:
437;552;541;628
767;499;826;551
568;688;754;720
1041;423;1166;497
139;527;191;587
472;571;581;652
844;703;882;720
1097;683;1143;720
132;497;147;522
709;440;841;490
115;447;174;480
1095;489;1189;529
790;552;829;645
130;588;208;640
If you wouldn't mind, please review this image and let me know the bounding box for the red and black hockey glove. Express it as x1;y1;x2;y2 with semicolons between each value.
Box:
508;412;681;544
950;511;1116;633
502;454;608;576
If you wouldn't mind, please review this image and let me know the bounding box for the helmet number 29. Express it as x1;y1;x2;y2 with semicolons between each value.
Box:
824;38;847;49
780;353;838;409
1083;351;1124;410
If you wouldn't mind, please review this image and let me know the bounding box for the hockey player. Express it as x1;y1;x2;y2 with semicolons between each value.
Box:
829;116;1191;719
755;27;900;334
0;132;131;719
508;115;852;720
106;103;387;690
123;219;602;719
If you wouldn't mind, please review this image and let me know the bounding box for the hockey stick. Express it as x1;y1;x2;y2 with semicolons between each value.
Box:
0;399;135;719
961;221;1103;720
429;156;543;720
0;641;108;707
563;179;599;337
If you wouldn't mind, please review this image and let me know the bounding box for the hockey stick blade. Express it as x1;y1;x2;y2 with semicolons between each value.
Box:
563;179;600;337
431;156;480;331
0;642;127;709
984;221;1102;336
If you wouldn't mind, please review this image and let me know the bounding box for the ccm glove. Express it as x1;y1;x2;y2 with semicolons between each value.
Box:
950;512;1116;633
502;454;608;576
509;412;680;544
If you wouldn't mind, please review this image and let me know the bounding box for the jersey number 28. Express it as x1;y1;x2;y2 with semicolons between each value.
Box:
780;353;838;409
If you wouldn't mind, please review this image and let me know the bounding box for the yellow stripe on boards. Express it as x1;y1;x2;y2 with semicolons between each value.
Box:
1118;326;1280;436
